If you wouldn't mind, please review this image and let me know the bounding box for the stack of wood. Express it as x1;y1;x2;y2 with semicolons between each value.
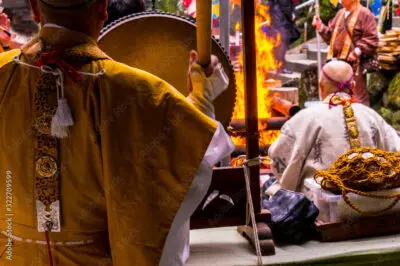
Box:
378;28;400;70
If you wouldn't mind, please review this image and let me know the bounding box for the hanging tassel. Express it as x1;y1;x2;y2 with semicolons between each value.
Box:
51;98;74;139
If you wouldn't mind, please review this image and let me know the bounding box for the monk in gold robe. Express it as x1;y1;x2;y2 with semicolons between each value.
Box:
0;0;234;265
312;0;379;106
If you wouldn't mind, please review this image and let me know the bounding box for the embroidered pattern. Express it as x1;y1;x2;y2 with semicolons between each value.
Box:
280;124;295;139
33;71;61;233
371;126;378;145
273;157;287;174
27;34;109;233
313;139;323;164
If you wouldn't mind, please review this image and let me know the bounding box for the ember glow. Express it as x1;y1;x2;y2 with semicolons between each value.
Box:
231;2;281;147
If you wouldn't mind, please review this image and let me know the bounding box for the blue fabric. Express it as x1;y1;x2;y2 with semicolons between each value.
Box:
370;0;382;16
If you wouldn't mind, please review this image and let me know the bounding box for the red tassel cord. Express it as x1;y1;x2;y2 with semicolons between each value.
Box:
37;50;82;83
45;221;54;266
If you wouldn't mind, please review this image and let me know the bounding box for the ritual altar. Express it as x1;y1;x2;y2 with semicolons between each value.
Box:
187;227;400;266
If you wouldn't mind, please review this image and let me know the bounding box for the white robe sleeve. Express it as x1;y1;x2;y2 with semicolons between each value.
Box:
266;114;319;195
159;122;235;266
186;63;230;119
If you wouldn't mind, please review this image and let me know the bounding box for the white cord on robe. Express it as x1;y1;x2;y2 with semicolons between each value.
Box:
235;155;263;265
13;56;106;138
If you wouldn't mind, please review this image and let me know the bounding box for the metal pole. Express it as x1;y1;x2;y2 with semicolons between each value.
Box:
219;0;230;52
241;0;261;213
315;1;322;100
219;0;232;167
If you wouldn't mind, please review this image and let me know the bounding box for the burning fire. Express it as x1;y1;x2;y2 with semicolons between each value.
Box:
231;2;281;147
235;22;240;31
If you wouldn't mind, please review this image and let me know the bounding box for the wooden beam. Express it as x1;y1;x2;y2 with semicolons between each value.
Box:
241;0;261;214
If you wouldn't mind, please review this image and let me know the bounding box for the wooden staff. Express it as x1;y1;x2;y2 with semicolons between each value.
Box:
241;1;263;263
241;0;260;213
196;0;212;67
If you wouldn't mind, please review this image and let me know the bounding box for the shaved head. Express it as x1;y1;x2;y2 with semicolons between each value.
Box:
29;0;108;39
319;60;355;99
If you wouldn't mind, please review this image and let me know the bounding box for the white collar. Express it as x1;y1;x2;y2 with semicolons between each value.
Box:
43;23;68;30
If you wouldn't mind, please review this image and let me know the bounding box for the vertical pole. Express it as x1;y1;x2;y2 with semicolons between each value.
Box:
219;0;232;167
315;1;322;99
219;0;230;52
197;0;213;67
241;0;261;214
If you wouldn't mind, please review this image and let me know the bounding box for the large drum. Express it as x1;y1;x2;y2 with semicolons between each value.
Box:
98;12;237;128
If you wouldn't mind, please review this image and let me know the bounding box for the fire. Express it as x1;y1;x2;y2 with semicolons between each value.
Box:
231;2;281;147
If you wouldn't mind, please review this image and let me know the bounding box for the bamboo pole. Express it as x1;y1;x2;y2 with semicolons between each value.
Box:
196;0;212;67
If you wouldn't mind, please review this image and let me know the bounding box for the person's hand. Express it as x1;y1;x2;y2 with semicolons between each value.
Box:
0;13;11;47
292;14;296;22
188;50;219;92
189;50;219;77
347;51;358;62
312;15;322;31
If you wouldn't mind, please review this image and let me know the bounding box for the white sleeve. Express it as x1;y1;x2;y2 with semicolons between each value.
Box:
186;63;230;119
266;122;304;195
267;115;319;195
159;123;234;266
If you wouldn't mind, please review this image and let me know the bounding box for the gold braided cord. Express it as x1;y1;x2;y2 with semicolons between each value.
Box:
314;96;400;216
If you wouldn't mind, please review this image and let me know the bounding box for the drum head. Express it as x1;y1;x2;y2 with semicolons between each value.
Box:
99;12;236;128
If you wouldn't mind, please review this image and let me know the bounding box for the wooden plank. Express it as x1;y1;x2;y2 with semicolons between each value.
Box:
380;37;398;42
378;47;396;53
378;55;397;62
380;63;399;70
316;213;400;242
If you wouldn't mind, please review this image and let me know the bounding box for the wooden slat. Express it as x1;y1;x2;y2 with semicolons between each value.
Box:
316;213;400;242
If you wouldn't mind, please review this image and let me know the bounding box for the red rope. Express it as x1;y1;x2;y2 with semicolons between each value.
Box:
37;50;82;83
45;231;54;266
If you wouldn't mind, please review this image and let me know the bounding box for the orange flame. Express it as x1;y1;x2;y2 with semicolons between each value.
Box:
231;2;281;147
235;22;240;31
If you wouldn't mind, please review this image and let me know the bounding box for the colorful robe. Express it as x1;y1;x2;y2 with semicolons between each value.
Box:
0;26;223;265
319;7;379;106
267;93;400;195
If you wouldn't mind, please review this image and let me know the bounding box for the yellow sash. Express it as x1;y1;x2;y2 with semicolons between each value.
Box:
327;7;362;60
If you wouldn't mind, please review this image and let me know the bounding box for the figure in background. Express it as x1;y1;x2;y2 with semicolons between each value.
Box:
378;0;392;34
0;12;24;52
105;0;146;27
269;0;299;74
103;4;231;264
0;1;234;266
397;0;400;16
266;60;400;196
312;0;379;106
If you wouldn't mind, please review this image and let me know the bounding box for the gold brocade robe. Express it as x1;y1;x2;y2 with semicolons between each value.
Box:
0;27;217;265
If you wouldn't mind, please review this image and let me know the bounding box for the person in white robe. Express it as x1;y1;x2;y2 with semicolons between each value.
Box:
266;60;400;196
160;50;235;265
